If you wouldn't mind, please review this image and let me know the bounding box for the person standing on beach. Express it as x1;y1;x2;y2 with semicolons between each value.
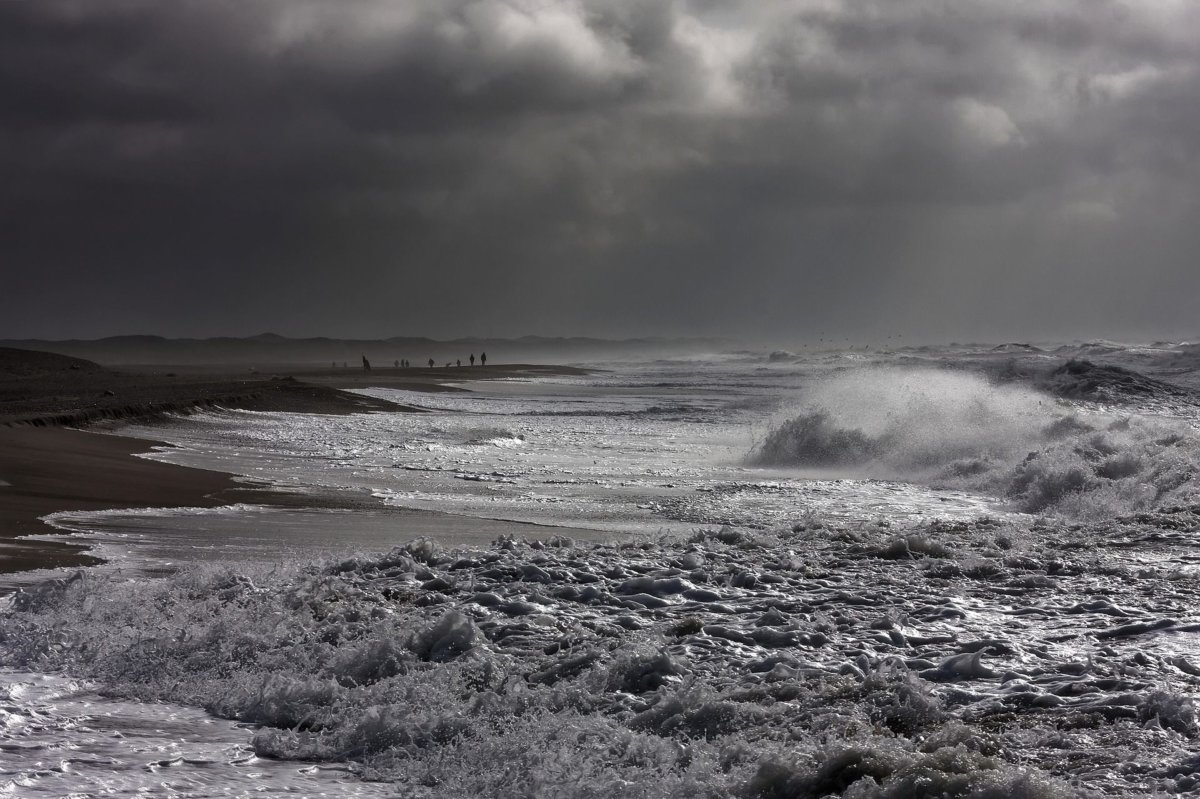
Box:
428;358;434;368
362;355;371;371
470;354;475;366
481;352;487;366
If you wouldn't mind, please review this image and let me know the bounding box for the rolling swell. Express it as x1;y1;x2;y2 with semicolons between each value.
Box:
751;367;1200;517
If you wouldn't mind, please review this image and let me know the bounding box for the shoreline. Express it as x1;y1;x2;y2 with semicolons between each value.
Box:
0;427;252;574
0;359;592;578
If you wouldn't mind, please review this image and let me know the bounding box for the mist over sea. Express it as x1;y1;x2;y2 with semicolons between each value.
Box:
5;342;1200;796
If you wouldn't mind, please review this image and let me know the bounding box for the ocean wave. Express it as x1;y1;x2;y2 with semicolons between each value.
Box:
750;367;1200;517
750;368;1058;474
461;427;527;447
1043;359;1198;405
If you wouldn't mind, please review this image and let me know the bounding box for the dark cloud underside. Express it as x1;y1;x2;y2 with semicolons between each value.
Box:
3;0;1199;341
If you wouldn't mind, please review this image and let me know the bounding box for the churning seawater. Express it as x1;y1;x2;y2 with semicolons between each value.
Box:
6;351;1200;796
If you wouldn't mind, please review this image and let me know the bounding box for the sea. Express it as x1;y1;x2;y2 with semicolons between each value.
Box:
4;343;1200;797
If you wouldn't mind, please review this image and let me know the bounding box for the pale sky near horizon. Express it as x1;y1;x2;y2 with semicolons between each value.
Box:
3;0;1199;343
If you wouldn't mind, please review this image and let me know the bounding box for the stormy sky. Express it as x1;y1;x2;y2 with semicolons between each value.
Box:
3;0;1199;343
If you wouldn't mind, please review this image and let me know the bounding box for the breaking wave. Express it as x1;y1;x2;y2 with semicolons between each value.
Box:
751;368;1200;517
462;427;527;447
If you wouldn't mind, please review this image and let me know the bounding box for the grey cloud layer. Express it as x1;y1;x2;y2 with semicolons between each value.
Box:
3;0;1198;340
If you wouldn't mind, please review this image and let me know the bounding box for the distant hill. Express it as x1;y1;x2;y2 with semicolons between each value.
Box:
0;334;735;367
0;347;108;378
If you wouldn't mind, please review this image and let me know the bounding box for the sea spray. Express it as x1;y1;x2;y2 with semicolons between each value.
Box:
752;368;1061;474
751;367;1200;517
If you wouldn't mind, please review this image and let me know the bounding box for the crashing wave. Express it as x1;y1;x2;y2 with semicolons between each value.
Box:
750;367;1200;517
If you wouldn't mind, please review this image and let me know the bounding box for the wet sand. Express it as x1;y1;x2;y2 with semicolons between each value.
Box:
0;427;247;573
0;348;591;576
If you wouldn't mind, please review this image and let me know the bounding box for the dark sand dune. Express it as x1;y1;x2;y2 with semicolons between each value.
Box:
0;346;417;428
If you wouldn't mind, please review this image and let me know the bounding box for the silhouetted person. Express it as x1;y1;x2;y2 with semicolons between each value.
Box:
428;358;435;368
456;359;461;367
470;354;476;366
480;352;487;366
362;355;371;371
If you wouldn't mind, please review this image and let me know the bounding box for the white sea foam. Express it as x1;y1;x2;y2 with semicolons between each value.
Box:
6;514;1200;795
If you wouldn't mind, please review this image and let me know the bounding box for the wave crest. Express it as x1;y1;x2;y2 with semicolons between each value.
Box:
754;411;884;467
750;367;1200;517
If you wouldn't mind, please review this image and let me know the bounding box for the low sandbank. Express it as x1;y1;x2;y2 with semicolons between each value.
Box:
0;348;591;577
0;349;422;428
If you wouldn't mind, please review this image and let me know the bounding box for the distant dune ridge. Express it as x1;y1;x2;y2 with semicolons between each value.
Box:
0;333;734;367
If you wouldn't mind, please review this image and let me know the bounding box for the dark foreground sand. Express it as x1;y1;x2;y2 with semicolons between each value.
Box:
0;348;589;576
0;427;247;572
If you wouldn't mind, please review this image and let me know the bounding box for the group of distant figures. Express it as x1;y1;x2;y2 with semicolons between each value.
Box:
350;353;487;371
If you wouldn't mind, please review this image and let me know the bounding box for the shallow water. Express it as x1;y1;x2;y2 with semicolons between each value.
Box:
0;670;393;797
33;504;612;581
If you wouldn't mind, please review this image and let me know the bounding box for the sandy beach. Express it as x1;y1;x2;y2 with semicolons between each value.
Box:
0;347;589;576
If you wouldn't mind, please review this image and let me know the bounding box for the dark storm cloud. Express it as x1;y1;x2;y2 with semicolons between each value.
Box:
3;0;1199;341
